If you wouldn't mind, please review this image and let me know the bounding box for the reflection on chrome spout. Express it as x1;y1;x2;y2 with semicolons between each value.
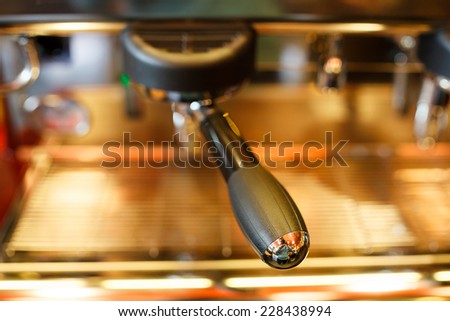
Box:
263;231;309;269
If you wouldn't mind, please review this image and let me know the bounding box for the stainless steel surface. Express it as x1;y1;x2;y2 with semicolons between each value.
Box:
23;93;90;135
1;5;450;299
0;22;434;37
1;143;450;299
0;36;39;93
3;147;450;259
1;0;450;22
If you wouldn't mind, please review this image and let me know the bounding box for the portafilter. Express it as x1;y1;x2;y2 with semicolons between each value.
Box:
120;22;309;269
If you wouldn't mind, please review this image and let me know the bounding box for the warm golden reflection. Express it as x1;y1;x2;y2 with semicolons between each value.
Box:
0;76;448;299
224;272;422;289
323;57;343;74
0;22;432;37
394;168;450;183
1;22;125;35
0;279;87;290
254;22;387;34
433;271;450;282
343;273;422;293
8;170;113;252
101;278;213;290
29;287;101;300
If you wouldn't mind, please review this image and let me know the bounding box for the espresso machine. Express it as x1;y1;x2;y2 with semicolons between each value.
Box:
0;0;450;300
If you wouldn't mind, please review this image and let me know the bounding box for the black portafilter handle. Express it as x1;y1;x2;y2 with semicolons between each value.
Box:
196;107;309;269
120;22;309;269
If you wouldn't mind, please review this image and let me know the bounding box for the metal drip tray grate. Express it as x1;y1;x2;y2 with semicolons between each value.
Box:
2;151;450;262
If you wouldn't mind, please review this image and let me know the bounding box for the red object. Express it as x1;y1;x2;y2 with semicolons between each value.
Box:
0;154;25;228
0;124;5;152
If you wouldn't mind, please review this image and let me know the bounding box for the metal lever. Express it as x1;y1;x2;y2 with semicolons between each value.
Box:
414;74;449;147
0;36;40;93
190;102;309;269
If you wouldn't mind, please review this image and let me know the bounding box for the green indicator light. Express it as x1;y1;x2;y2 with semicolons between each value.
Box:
120;73;131;87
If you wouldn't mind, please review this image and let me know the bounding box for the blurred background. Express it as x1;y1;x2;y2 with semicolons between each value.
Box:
0;0;450;300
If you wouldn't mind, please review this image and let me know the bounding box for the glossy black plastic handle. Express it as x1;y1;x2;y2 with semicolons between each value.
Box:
199;110;309;269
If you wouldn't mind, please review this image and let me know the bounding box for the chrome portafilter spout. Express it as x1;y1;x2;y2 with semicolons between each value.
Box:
416;29;450;147
316;34;346;92
121;22;309;269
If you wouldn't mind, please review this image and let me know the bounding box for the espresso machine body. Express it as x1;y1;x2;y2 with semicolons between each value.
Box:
0;0;450;300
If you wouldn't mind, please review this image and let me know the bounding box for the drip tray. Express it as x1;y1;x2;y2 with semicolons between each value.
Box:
2;146;450;264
